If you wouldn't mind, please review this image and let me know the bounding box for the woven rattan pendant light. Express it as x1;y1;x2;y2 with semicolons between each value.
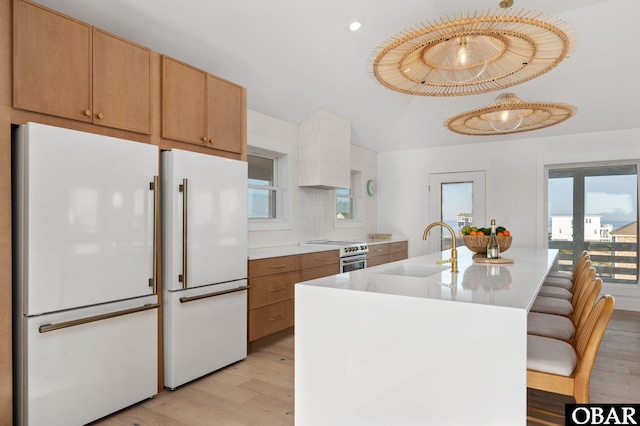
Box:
444;93;577;136
370;5;577;97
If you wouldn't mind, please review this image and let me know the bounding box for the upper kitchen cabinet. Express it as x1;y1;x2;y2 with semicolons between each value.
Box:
162;55;246;155
91;29;151;134
13;0;152;134
207;74;245;154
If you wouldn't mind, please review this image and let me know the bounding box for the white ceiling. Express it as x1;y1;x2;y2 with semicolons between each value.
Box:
34;0;640;152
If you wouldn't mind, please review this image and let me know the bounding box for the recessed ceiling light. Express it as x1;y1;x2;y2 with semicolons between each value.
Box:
349;21;362;32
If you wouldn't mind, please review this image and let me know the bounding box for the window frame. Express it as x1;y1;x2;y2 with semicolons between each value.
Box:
545;161;639;286
246;135;292;231
334;164;364;228
247;153;278;220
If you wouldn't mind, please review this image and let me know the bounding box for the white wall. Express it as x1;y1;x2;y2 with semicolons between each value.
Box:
378;127;640;310
247;109;378;248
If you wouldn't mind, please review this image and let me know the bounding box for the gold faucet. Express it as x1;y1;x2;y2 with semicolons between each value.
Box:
423;222;458;273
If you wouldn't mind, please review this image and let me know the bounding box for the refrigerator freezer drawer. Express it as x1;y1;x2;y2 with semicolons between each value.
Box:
16;296;158;426
164;280;248;389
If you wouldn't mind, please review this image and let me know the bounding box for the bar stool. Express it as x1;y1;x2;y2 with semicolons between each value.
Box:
528;277;602;341
527;295;615;424
530;267;595;317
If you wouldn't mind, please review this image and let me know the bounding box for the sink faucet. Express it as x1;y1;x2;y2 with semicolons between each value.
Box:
423;222;458;273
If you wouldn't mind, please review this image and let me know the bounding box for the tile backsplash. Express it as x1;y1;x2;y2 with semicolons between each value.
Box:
247;109;378;248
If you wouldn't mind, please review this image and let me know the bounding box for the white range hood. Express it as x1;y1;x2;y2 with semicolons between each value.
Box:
298;109;351;189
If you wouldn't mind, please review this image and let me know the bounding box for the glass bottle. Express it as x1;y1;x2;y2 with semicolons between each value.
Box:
487;219;500;259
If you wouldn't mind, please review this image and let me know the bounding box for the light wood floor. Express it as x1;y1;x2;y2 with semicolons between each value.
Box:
93;309;640;426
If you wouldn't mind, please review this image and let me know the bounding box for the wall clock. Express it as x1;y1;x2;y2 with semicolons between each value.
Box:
366;179;377;196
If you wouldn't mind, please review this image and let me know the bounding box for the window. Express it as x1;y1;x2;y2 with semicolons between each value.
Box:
547;163;638;284
428;171;486;253
248;154;277;219
335;169;363;226
246;134;292;231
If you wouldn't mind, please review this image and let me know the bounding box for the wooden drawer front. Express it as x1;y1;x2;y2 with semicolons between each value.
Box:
389;241;408;254
301;264;340;282
249;300;294;341
249;271;300;309
301;250;339;269
249;255;301;278
367;254;389;267
368;244;389;256
389;251;408;262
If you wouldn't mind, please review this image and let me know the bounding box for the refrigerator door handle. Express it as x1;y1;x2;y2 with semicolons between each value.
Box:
38;303;160;333
178;178;188;289
149;176;159;294
179;285;250;304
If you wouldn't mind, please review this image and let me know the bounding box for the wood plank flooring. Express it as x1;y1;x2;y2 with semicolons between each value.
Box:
92;309;640;426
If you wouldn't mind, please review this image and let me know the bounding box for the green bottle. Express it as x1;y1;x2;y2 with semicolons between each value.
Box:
487;219;500;259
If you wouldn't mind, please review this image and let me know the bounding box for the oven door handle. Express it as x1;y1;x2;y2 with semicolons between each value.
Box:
341;257;367;265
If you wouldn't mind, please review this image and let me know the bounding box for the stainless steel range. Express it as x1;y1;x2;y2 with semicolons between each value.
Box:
302;240;369;273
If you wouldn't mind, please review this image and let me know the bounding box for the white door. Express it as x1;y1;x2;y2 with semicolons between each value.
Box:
162;149;248;291
427;171;486;253
17;123;159;315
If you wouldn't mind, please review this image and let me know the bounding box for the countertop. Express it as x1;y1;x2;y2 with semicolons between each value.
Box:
296;246;558;311
247;236;408;260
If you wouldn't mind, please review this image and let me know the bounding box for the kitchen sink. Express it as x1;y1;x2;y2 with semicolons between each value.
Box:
376;263;448;278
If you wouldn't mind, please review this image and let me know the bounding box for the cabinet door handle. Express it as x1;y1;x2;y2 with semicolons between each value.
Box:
374;248;383;252
96;112;104;119
270;287;286;292
269;264;287;269
83;109;91;116
270;314;287;322
202;136;207;142
316;257;329;262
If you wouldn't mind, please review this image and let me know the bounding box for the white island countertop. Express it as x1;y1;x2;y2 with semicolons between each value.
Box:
298;246;557;311
295;246;559;426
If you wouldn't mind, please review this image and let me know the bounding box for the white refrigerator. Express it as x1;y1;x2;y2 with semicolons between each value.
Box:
14;123;159;426
162;149;248;390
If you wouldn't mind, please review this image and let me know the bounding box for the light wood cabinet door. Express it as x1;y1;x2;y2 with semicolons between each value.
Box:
248;300;294;341
162;56;207;145
301;264;340;281
248;255;301;278
388;241;408;262
14;0;92;122
367;254;389;267
207;74;244;154
93;29;151;134
249;271;300;310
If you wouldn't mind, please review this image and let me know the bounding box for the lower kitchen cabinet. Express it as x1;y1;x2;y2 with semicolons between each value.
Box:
388;241;409;262
367;243;389;267
248;299;294;342
368;241;408;267
247;249;338;351
300;250;340;281
248;255;300;350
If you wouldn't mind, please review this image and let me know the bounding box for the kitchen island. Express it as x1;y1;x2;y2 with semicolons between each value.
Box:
295;246;558;426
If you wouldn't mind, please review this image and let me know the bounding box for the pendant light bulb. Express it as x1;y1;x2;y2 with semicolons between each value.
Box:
432;36;489;83
483;93;528;132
